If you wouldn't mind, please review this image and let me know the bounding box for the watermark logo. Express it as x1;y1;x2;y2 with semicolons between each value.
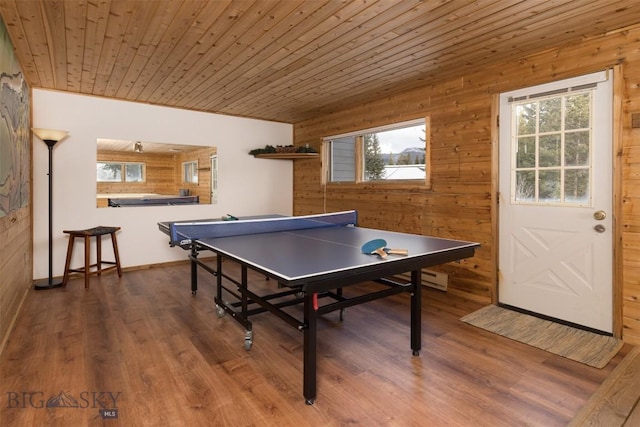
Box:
6;391;121;419
99;409;119;420
46;390;79;407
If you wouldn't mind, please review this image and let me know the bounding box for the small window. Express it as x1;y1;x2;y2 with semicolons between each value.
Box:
97;162;145;183
183;161;198;183
324;119;427;183
124;163;144;182
329;136;356;182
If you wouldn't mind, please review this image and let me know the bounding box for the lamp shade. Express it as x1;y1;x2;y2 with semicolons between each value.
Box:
32;128;69;143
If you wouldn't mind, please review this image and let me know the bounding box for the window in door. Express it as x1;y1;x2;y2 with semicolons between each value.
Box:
512;89;593;206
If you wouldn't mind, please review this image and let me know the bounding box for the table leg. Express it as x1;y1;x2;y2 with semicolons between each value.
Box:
62;235;75;286
84;236;91;289
96;235;102;276
190;245;198;294
240;266;253;350
303;291;318;404
216;255;223;302
411;270;422;356
240;266;248;316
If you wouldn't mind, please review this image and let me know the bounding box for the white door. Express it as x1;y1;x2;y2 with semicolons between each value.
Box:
498;71;613;333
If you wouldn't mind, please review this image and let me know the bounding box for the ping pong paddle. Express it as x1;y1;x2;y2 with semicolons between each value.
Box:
221;214;239;221
361;239;388;258
361;239;409;258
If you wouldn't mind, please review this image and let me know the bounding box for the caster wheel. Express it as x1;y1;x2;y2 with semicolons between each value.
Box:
244;330;253;351
215;305;226;318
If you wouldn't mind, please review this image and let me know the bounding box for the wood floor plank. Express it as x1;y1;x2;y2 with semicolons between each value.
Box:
569;346;640;426
0;260;629;426
625;399;640;426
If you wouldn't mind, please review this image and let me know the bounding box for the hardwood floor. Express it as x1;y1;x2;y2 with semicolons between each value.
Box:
569;346;640;426
0;259;630;426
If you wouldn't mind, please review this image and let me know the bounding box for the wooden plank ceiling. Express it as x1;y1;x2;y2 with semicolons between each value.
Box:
1;0;639;124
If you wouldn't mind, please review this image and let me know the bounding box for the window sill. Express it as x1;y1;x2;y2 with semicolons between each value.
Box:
326;180;431;191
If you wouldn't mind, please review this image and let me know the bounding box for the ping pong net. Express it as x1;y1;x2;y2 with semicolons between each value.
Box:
168;210;358;246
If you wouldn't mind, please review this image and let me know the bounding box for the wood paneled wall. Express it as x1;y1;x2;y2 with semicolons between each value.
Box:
177;147;217;204
0;207;31;353
294;25;640;344
97;151;181;196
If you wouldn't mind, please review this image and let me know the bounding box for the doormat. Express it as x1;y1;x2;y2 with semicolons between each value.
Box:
460;305;623;368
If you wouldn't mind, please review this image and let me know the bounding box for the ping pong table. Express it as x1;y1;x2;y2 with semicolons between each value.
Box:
158;210;479;404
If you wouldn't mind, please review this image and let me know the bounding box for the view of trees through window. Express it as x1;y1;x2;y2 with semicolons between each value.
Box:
97;162;144;183
328;122;426;183
363;125;426;181
514;91;591;204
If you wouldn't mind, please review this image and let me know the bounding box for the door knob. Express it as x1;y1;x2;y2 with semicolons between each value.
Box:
593;210;606;221
594;224;606;233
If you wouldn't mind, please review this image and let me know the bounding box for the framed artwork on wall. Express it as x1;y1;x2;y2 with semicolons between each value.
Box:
0;16;30;218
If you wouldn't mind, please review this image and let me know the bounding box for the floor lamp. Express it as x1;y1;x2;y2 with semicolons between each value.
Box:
32;128;69;290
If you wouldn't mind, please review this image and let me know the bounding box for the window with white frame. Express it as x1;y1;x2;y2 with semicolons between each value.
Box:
97;162;145;182
183;160;198;184
324;119;427;183
210;155;218;204
511;89;592;205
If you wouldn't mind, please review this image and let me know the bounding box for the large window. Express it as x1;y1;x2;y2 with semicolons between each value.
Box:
325;119;427;183
97;162;145;183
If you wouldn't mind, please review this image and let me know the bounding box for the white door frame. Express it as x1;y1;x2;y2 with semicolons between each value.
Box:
210;154;218;204
491;65;623;338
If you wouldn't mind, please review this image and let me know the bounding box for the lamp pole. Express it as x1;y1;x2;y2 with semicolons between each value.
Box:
32;128;69;290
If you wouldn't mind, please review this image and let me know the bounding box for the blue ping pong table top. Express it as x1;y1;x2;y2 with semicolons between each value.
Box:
160;211;478;282
199;225;478;282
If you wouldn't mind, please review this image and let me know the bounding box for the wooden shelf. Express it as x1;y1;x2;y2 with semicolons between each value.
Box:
254;153;319;159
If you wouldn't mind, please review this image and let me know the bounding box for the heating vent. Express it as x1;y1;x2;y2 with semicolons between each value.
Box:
394;269;449;291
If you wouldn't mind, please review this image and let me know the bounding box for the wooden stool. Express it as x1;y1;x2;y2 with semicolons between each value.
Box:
62;226;122;289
